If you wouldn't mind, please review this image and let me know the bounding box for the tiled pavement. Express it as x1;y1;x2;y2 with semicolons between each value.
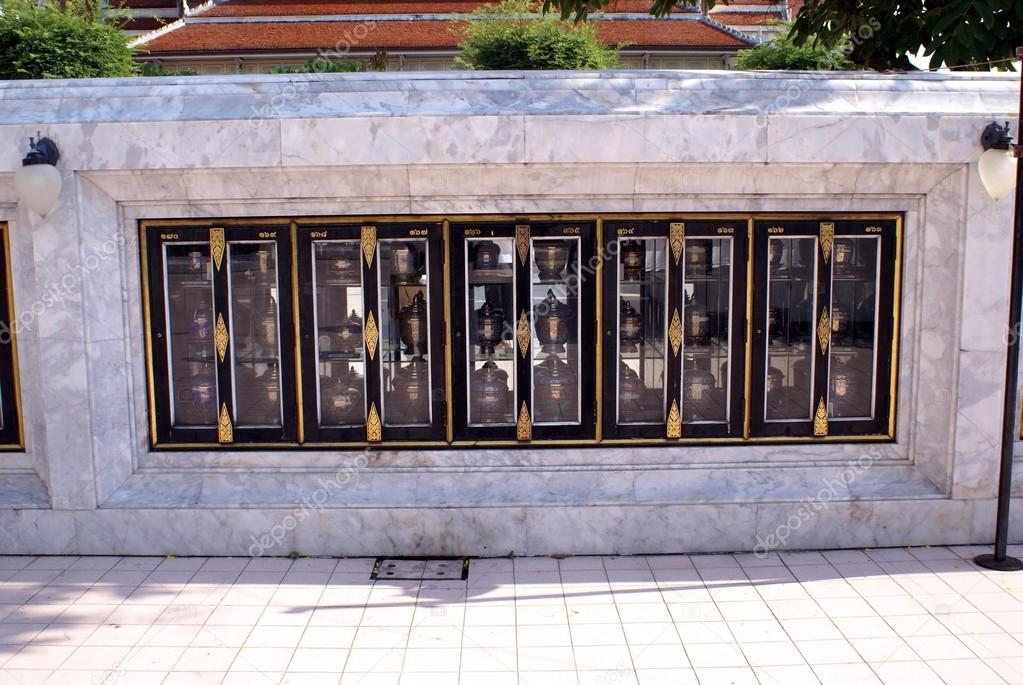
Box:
1;547;1023;684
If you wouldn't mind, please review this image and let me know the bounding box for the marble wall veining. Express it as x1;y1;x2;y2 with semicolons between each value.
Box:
0;70;1018;556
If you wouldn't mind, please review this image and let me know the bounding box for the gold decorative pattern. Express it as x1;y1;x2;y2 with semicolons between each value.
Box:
668;308;683;357
669;222;684;265
667;400;682;439
813;398;829;437
820;222;835;263
364;311;378;361
816;306;831;355
515;224;530;266
215;313;228;363
516;402;532;441
367;402;382;442
361;225;376;267
217;403;233;444
210;228;225;271
517;310;530;358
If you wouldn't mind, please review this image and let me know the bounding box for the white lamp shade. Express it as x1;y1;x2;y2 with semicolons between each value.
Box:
979;147;1018;202
14;163;62;217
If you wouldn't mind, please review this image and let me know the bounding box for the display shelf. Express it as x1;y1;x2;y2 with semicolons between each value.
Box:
468;266;514;284
318;351;365;363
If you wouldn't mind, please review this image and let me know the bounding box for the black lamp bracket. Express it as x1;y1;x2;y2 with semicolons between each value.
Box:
21;134;60;167
982;121;1015;152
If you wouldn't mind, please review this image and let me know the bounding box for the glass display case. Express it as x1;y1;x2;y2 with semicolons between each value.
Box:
143;224;297;445
142;214;899;448
297;223;446;444
750;219;898;437
0;224;21;448
601;220;747;440
450;221;597;442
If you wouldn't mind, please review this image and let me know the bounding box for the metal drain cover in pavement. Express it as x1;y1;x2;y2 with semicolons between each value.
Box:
371;558;469;581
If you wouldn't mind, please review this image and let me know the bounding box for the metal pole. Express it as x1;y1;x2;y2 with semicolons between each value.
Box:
976;47;1023;572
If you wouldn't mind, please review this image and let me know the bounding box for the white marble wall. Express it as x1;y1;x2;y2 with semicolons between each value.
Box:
0;70;1018;555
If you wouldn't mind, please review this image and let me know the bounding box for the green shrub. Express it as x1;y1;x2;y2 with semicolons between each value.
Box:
266;58;368;74
0;0;137;79
456;0;618;70
138;62;199;77
734;23;857;71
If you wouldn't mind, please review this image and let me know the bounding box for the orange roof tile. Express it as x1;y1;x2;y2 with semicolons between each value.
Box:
144;18;749;53
201;0;697;16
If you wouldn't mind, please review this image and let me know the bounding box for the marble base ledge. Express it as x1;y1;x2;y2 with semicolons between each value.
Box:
102;464;945;510
0;474;50;509
0;497;1009;556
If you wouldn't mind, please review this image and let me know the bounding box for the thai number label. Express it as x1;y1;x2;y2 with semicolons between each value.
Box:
717;227;735;234
310;231;327;238
617;227;635;236
464;228;481;237
258;231;277;239
160;233;179;240
767;227;785;234
865;226;883;233
409;229;429;237
564;226;581;235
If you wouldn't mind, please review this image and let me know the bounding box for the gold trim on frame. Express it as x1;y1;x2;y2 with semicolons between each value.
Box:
817;307;831;356
290;223;304;444
367;402;382;442
0;225;24;449
668;308;683;357
669;222;684;265
743;217;753;439
217;403;233;444
442;220;454;444
517;402;532;441
889;216;903;439
667;400;682;439
820;222;835;263
215;313;228;363
210;228;225;271
517;310;530;358
813;398;829;437
516;224;530;266
364;311;379;361
361;225;376;267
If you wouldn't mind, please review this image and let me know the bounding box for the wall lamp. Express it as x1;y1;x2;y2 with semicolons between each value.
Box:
980;121;1019;202
14;134;62;218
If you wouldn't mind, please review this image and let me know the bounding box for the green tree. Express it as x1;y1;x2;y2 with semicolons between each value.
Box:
0;0;137;79
543;0;1022;71
734;23;856;71
456;0;618;70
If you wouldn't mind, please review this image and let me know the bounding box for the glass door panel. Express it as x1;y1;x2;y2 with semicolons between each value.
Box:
312;241;366;428
378;239;432;427
466;237;516;426
164;243;217;427
682;236;732;424
829;236;880;420
752;218;897;439
764;236;817;422
145;223;297;446
530;237;581;425
227;242;283;427
617;239;668;425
